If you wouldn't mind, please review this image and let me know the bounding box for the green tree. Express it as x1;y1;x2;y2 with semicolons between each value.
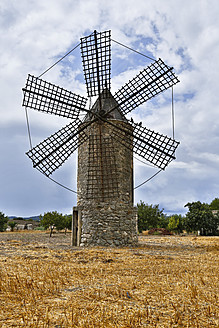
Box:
209;198;219;210
8;221;16;232
184;201;219;235
157;215;169;229
40;211;71;236
64;215;72;231
137;201;165;232
168;214;184;234
0;212;8;232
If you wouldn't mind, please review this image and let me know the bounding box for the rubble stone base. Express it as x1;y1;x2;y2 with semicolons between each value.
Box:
79;201;138;247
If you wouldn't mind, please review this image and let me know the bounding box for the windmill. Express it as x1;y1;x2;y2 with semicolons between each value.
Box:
22;30;180;246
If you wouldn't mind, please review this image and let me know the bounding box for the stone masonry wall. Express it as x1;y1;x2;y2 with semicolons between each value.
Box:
77;120;133;204
79;201;138;247
77;119;138;246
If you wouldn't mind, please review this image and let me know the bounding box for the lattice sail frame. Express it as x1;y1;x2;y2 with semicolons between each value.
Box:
22;74;87;119
114;58;179;115
80;30;111;97
107;120;179;170
26;120;88;176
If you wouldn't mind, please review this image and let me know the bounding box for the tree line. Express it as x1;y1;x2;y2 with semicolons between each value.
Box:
0;211;72;233
137;198;219;235
1;197;219;235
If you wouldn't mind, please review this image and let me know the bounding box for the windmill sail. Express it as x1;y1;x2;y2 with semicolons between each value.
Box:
114;58;179;115
80;30;111;97
107;119;179;170
26;120;88;176
22;75;87;119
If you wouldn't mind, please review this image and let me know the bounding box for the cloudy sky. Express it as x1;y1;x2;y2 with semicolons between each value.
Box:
1;0;219;217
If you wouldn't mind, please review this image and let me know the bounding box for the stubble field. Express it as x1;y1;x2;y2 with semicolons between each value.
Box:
0;231;218;327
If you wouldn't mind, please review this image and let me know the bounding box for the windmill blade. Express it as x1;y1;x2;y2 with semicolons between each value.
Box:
107;119;180;170
80;30;111;98
114;58;179;115
22;74;88;119
26;120;88;176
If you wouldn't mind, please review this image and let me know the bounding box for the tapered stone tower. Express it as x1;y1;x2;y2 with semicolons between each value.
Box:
77;90;138;246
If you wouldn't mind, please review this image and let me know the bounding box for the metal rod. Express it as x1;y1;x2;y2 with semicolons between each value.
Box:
111;38;156;62
172;86;175;140
94;30;102;111
134;169;163;189
24;107;33;149
94;30;104;199
38;43;80;78
98;123;104;201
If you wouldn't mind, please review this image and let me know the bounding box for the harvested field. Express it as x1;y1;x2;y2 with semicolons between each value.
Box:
0;232;218;327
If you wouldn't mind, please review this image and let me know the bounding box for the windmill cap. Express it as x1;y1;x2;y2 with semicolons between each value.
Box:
84;89;127;122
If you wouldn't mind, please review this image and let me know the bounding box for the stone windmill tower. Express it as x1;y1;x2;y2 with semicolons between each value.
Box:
22;30;180;247
76;89;136;246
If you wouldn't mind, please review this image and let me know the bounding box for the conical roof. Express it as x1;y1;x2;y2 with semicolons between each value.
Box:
84;89;127;122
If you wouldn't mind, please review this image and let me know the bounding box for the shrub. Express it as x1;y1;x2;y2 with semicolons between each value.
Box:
148;228;172;235
0;212;8;232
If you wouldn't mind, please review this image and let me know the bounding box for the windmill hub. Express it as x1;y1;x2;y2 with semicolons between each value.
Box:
85;89;127;122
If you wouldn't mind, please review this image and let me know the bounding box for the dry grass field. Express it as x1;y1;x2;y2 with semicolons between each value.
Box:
0;231;218;327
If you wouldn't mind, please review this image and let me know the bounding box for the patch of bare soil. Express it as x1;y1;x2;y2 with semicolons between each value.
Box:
0;232;218;327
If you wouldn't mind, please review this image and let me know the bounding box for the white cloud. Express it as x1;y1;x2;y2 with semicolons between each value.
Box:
0;0;219;216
